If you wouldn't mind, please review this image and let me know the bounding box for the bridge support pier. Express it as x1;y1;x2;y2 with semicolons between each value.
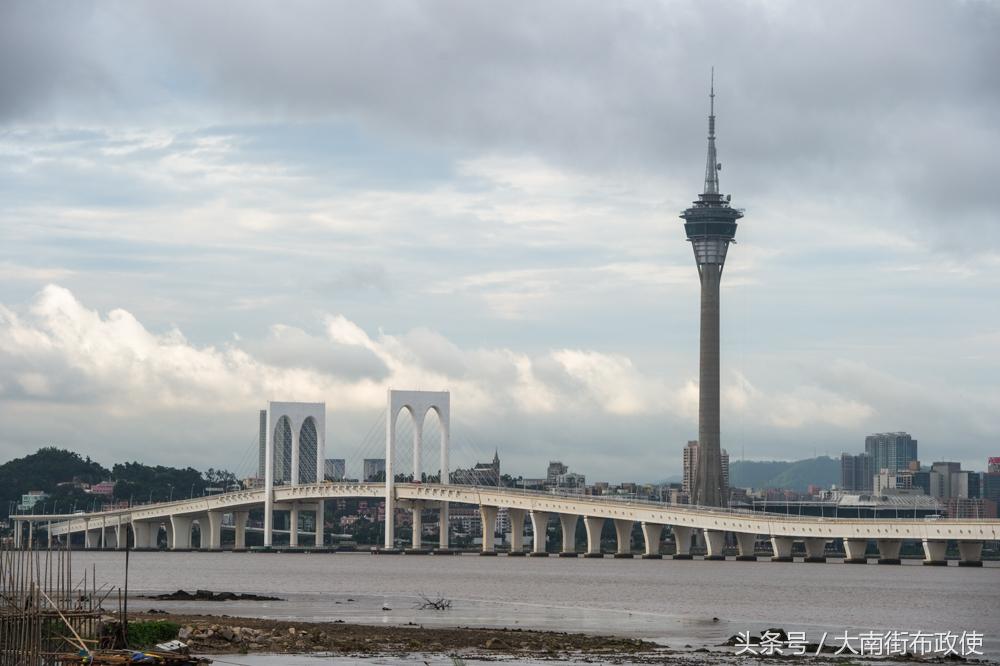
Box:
558;514;579;556
672;526;693;559
315;500;325;547
640;522;663;559
289;505;300;548
410;502;424;551
133;522;150;550
529;511;550;556
507;508;526;555
770;536;793;562
803;537;827;562
703;529;725;560
170;515;193;550
876;539;902;564
233;512;248;550
842;538;868;563
206;511;223;550
958;541;983;567
114;523;125;550
922;539;947;566
613;519;633;558
479;506;498;554
583;517;604;557
735;532;757;561
438;501;450;551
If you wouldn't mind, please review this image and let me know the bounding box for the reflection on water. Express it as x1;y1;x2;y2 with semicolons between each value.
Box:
69;551;1000;657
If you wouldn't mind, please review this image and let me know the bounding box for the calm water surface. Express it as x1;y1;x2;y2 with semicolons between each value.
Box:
70;551;1000;659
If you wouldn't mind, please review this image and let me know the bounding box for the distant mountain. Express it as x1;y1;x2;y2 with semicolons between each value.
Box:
729;456;840;491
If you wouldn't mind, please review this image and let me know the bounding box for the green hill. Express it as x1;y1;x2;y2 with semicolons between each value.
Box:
0;447;110;518
729;456;839;491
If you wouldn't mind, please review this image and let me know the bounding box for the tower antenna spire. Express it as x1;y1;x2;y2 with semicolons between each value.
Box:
704;67;719;195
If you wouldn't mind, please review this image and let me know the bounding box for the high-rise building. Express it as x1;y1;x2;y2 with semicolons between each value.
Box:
840;452;873;492
682;440;729;500
989;457;1000;474
680;71;743;508
546;461;568;485
682;441;699;495
363;458;386;482
864;432;918;475
324;458;346;481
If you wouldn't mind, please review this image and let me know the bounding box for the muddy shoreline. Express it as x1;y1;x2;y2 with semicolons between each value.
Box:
131;613;992;664
132;612;690;663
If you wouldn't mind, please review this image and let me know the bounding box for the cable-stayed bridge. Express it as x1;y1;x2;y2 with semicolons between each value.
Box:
12;391;1000;567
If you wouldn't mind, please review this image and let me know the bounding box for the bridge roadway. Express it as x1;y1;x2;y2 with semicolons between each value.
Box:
12;482;1000;566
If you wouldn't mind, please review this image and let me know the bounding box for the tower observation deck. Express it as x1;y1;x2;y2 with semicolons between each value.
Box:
680;70;743;508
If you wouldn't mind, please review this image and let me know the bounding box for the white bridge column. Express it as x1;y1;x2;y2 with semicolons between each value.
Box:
703;529;725;560
842;538;868;563
479;505;498;555
438;502;450;551
771;536;793;562
958;541;983;567
672;525;693;559
507;508;526;555
613;519;633;558
922;539;947;566
170;515;193;550
289;504;299;547
735;532;757;561
114;522;124;550
206;511;223;550
529;511;550;556
558;514;579;556
640;522;663;559
877;539;902;564
132;522;150;550
315;501;325;547
803;537;827;563
234;512;249;550
410;501;423;550
583;516;604;557
264;409;275;548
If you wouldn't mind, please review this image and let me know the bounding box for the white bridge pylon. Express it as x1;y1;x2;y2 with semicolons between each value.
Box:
263;401;326;547
386;389;450;550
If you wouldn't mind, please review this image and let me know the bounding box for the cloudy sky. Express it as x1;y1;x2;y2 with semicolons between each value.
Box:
1;1;998;481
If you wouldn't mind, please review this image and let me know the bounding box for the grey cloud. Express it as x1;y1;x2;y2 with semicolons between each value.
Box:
245;324;390;381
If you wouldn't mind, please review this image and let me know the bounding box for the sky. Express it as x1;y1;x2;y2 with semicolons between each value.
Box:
1;0;998;482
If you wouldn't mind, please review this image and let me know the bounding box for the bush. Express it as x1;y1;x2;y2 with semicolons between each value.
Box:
128;620;180;648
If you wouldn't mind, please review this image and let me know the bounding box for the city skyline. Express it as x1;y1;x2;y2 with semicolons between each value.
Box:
1;2;999;479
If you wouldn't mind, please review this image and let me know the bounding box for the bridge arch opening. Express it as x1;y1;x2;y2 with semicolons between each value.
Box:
299;417;318;483
273;416;293;485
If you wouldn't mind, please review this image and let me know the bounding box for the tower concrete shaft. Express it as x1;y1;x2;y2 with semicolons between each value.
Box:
680;70;742;508
695;263;724;507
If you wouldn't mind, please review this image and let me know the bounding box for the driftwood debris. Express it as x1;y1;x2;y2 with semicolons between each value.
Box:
415;593;452;610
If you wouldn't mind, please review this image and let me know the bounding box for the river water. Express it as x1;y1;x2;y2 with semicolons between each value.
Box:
70;551;1000;661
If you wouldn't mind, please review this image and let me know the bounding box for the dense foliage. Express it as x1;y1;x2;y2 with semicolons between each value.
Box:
127;620;180;648
1;447;240;519
0;448;109;518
